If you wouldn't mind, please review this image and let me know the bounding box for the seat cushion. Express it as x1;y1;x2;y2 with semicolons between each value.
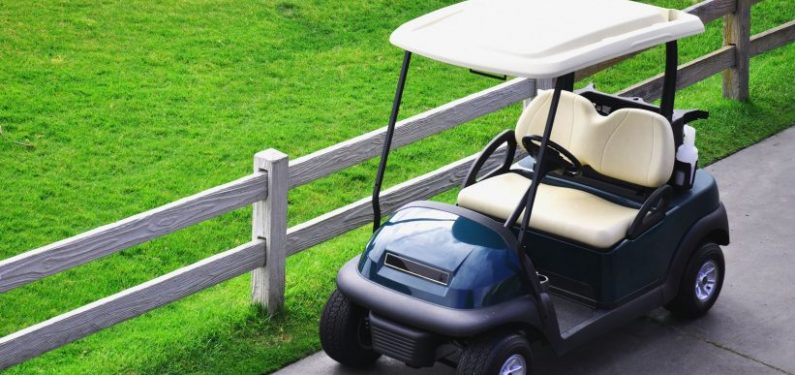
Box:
457;173;639;249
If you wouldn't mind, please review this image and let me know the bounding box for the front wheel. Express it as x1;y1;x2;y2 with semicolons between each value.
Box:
457;333;533;375
319;288;381;368
666;242;725;319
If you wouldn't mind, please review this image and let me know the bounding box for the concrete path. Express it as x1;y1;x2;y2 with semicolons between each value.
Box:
274;127;795;375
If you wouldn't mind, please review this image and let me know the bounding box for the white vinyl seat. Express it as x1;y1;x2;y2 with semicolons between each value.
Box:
457;90;675;249
458;172;639;248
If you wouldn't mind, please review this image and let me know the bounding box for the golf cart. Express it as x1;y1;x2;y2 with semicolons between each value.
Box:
320;0;729;374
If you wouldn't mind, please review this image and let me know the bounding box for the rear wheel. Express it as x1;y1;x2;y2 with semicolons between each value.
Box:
666;242;725;319
319;288;381;368
457;333;532;375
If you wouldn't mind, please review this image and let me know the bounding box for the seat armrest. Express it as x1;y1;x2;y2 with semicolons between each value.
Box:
462;129;517;188
672;109;709;128
671;109;708;146
626;185;672;240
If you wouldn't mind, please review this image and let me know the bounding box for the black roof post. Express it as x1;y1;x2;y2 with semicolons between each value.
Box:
512;73;574;299
372;51;412;232
516;73;573;243
660;41;680;144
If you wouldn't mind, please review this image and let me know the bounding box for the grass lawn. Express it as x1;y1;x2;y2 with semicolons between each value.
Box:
1;0;793;374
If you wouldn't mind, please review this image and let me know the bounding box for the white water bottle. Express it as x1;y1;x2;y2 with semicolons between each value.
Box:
676;125;698;185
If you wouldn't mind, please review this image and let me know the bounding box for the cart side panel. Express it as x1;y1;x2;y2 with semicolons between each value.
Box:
527;170;721;307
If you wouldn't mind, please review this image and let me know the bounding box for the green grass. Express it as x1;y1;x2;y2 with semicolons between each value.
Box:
0;0;792;374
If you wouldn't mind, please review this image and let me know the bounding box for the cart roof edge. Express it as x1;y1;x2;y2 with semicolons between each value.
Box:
390;0;704;79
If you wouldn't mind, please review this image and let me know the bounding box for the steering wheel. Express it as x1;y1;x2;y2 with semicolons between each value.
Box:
522;135;583;176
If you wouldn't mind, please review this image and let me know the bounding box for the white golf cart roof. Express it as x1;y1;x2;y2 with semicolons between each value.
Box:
390;0;704;79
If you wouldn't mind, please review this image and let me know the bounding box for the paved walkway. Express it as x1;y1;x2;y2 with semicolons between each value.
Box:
274;127;795;375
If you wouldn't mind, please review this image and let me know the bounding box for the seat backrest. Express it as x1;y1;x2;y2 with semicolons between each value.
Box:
515;90;674;188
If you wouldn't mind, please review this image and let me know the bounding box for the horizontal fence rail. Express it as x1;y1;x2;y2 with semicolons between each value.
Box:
0;240;266;370
619;21;795;101
287;77;533;189
0;174;268;294
620;46;736;101
687;0;737;24
286;147;525;255
2;0;793;370
750;20;795;55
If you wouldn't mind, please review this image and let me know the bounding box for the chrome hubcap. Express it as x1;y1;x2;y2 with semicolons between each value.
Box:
500;354;526;375
695;260;719;302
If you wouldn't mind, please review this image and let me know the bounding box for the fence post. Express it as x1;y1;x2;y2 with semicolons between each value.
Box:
522;79;539;109
537;78;556;91
251;149;289;315
523;78;554;109
722;0;751;100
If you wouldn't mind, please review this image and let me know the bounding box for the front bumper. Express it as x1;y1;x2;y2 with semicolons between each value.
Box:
337;257;542;338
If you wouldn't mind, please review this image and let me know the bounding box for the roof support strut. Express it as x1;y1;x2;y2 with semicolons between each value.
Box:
372;51;412;232
515;73;574;244
513;72;575;299
660;41;678;135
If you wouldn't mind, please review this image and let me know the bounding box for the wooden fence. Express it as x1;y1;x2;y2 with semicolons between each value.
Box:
1;0;793;369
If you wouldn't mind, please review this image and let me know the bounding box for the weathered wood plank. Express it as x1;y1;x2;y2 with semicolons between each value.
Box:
0;174;268;293
286;147;525;255
685;0;736;24
723;0;751;100
0;240;265;370
251;150;289;315
618;46;735;101
287;78;532;188
750;20;795;56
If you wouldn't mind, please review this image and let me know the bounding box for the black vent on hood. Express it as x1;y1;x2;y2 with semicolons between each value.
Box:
384;253;450;286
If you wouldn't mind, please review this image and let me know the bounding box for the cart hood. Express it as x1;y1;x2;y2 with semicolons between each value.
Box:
358;201;528;309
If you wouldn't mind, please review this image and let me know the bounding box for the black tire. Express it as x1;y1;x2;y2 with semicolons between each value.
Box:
666;242;725;319
457;333;533;375
319;288;381;368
